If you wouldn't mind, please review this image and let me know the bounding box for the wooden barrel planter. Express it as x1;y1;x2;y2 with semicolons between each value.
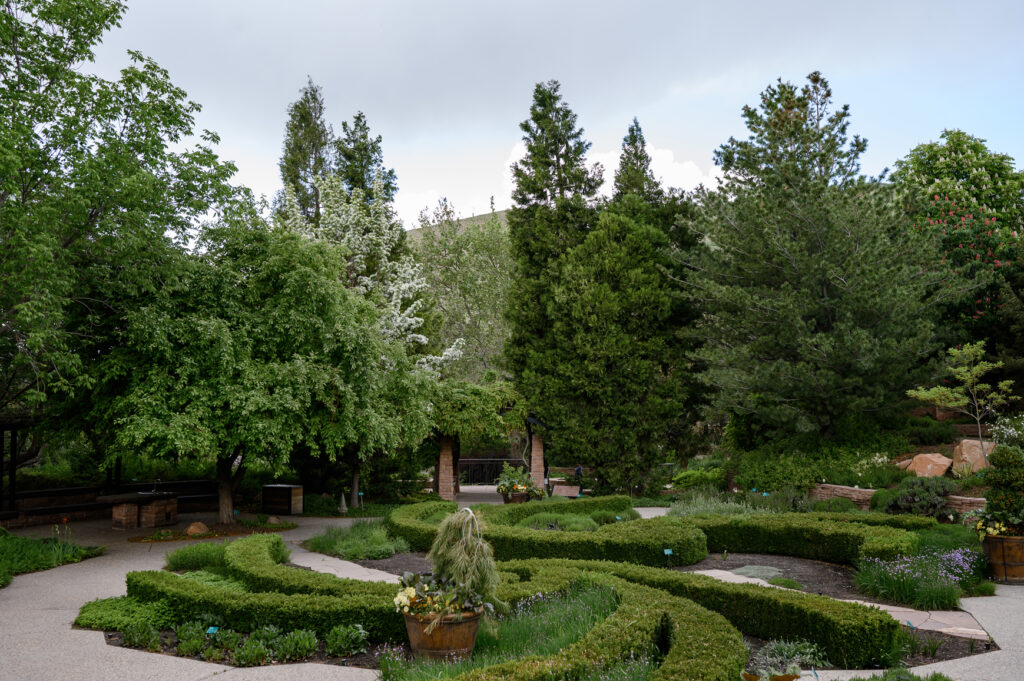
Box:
983;535;1024;584
501;492;530;504
403;609;483;659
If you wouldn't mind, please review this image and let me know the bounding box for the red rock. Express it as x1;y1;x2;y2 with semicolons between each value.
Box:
952;439;995;473
185;521;209;537
907;453;953;477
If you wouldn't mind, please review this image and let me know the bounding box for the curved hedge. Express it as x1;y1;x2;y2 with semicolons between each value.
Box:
686;513;919;563
117;535;748;680
387;497;709;567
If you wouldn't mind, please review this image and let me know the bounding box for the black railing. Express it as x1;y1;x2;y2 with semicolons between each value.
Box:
458;458;525;485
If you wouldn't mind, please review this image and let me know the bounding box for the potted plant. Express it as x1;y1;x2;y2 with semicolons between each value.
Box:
397;508;504;659
493;462;544;503
977;445;1024;583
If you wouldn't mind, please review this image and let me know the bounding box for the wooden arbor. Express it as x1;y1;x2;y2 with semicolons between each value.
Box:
430;381;527;501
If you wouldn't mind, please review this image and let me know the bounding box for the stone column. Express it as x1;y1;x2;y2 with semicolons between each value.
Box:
530;432;545;489
437;435;456;501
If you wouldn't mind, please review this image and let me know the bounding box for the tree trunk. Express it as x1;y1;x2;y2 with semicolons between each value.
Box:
349;469;360;509
977;417;989;467
217;457;235;525
338;492;348;515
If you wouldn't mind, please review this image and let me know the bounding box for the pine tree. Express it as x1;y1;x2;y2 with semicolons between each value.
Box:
278;77;333;223
688;72;938;437
335;111;397;203
510;80;602;207
506;81;601;421
613;118;662;202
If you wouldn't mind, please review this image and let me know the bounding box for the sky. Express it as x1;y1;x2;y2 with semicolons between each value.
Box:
88;1;1024;228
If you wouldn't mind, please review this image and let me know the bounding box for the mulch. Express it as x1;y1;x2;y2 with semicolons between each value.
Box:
353;551;432;575
127;523;296;543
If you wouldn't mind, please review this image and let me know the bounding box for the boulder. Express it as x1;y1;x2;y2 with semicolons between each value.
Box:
266;516;281;525
185;521;209;537
907;453;953;477
952;439;996;474
895;459;912;470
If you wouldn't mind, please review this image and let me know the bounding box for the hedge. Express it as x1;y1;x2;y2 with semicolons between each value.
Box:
686;513;919;563
500;559;902;670
387;497;708;566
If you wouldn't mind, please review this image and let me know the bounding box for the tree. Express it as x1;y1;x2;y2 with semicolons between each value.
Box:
0;0;234;427
687;72;938;437
613;118;662;203
892;130;1024;346
506;80;602;461
279;175;453;507
413;201;511;382
278;77;333;223
541;195;702;491
335;111;397;204
908;342;1017;466
113;201;431;523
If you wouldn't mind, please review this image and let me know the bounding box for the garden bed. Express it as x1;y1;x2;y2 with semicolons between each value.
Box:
352;551;431;576
128;520;297;542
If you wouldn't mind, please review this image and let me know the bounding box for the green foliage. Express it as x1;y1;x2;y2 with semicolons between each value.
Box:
982;445;1024;528
900;417;959;445
767;577;804;590
908;341;1017;462
748;639;828;675
686;72;937;436
173;621;206;657
493;461;543;497
669;490;770;517
178;570;248;592
0;530;103;587
687;513;920;563
324;623;368;657
811;497;860;513
413;202;511;383
122;622;162;651
516;513;600;532
334;111;397;203
736;444;911;493
210;628;243;652
233;638;271;666
249;624;282;645
278;77;332;223
428;508;503;608
75;596;176;631
872;477;959;519
272;629;318;662
613;118;662;202
672;467;727;490
165;543;226;571
589;509;641;525
304;520;410;560
0;0;235;418
849;672;954;681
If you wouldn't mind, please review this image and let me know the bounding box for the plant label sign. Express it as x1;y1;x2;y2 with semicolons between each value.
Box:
664;548;673;556
206;626;219;634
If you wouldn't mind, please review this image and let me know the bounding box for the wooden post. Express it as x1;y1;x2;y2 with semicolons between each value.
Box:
529;432;545;490
437;435;456;501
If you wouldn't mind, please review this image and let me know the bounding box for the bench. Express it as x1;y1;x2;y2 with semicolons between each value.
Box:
550;485;581;497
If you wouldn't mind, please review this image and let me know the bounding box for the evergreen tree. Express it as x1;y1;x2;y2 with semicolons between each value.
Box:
687;72;938;437
613;118;662;202
335;111;398;203
506;81;602;442
278;77;333;223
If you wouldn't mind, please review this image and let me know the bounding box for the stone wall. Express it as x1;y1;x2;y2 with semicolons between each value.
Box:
808;483;985;514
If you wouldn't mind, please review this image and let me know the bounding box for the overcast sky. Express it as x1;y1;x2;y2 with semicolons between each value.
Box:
89;1;1024;227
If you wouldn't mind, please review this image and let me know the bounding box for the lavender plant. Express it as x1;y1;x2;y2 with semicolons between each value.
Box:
855;549;986;609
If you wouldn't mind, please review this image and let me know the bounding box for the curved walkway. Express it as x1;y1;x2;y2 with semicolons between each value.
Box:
3;509;1023;681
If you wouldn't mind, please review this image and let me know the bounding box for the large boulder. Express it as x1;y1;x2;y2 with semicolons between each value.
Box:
907;453;953;477
185;521;209;537
952;439;996;474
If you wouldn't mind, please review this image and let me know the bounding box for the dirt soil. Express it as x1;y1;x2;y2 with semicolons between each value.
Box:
353;552;432;576
128;523;296;543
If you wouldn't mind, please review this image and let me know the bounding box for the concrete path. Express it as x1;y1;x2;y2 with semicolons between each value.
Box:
456;484;503;508
1;513;379;681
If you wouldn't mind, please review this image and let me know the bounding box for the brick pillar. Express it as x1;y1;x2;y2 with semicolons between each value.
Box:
530;432;545;489
437;436;456;501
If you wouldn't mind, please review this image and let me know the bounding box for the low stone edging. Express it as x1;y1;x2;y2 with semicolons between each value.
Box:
808;483;985;514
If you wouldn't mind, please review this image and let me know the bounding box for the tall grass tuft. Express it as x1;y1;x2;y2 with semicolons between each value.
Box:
304;520;409;560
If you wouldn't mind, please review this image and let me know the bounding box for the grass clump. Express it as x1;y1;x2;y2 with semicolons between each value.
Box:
273;629;318;661
855;549;987;609
165;542;226;571
768;577;804;590
849;672;954;681
379;583;619;681
516;512;600;532
304;520;410;560
0;527;103;586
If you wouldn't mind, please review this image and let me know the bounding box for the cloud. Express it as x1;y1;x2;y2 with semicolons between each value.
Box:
591;145;723;196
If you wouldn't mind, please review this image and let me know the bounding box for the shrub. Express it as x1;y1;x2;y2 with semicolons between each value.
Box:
901;417;958;446
855;549;987;609
304;520;410;560
848;672;953;681
273;629;318;662
324;623;369;657
982;445;1024;523
178;569;248;592
249;624;281;645
165;542;226;571
233;638;270;666
672;467;727;490
210;628;242;652
748;638;829;675
812;497;859;513
875;477;959;519
668;489;768;517
516;512;600;532
75;596;176;631
122;621;161;651
589;509;640;525
174;621;206;657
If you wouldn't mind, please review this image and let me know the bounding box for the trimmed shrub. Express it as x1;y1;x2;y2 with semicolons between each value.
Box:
811;497;859;513
324;623;368;657
516;513;600;532
165;542;226;571
75;596;176;631
590;509;641;525
873;477;959;519
672;467;727;490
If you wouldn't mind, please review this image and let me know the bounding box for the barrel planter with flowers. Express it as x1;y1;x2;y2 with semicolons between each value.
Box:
977;443;1024;583
494;461;544;504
